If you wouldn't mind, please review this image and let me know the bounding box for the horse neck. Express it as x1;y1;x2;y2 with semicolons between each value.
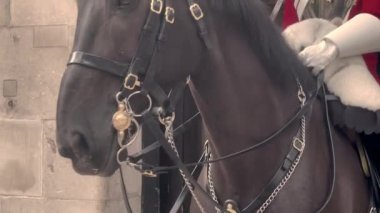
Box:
190;8;303;150
188;13;305;201
185;6;370;210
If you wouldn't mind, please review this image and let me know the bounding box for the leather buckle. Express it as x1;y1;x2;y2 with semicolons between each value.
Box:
150;0;163;14
165;7;175;24
124;74;140;90
293;138;305;152
68;51;81;64
223;200;241;213
190;3;204;21
142;170;157;178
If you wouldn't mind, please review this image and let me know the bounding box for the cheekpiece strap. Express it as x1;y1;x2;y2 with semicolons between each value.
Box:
187;0;212;49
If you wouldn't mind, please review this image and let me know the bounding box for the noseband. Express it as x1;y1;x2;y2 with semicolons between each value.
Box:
67;1;338;212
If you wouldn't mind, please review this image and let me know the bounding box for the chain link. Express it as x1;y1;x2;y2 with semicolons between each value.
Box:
207;152;222;213
165;122;207;213
205;84;307;213
254;83;307;212
369;207;377;213
257;146;303;211
205;118;305;213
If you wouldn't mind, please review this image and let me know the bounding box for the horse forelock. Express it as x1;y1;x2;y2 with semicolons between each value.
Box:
209;0;316;93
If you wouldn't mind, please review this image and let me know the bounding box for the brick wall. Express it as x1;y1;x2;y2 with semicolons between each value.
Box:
0;0;140;212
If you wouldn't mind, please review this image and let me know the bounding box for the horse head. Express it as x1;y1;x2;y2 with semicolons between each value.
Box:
57;0;204;176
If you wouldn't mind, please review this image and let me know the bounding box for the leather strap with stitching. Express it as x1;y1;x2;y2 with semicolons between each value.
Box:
68;51;129;77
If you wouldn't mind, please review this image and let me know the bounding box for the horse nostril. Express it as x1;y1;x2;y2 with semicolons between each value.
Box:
71;133;92;160
58;146;73;158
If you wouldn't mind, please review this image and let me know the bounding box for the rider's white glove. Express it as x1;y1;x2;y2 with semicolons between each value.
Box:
298;39;338;75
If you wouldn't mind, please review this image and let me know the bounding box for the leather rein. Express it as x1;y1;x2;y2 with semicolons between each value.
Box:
67;0;337;212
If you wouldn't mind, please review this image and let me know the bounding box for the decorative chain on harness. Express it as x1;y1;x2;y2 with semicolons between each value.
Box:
161;115;209;213
257;117;306;213
207;151;222;213
255;81;306;213
204;81;307;213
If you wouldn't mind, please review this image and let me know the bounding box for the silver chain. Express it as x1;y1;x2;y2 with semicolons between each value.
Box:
164;121;207;213
256;84;307;212
205;84;307;213
257;116;305;213
205;115;306;213
369;207;377;213
207;152;222;213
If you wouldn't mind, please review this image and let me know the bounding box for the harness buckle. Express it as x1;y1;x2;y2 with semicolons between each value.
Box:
293;138;305;152
297;81;306;106
151;0;163;14
165;7;175;24
142;170;157;178
124;74;141;90
190;3;204;21
223;200;241;213
125;160;157;178
158;112;175;127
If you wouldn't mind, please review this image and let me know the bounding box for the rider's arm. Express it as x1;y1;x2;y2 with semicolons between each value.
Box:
324;13;380;58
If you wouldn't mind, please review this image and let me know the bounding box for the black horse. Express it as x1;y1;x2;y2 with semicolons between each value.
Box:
57;0;371;212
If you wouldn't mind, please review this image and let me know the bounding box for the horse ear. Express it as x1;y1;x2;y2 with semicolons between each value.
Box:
330;17;343;26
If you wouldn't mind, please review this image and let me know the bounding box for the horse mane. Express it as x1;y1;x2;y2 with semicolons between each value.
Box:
209;0;316;93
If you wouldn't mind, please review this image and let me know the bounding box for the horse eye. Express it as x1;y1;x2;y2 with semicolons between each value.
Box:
118;0;132;7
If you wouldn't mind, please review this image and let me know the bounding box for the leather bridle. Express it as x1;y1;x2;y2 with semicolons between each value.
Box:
67;0;338;212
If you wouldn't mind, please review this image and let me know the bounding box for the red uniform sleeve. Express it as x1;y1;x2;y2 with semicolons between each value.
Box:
350;0;380;19
282;0;299;29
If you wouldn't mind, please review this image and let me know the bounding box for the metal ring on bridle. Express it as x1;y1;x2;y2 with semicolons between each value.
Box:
159;112;176;126
117;146;129;165
117;148;138;167
126;91;153;117
115;91;125;104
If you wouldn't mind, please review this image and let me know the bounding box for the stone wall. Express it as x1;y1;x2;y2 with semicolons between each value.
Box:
0;0;140;212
